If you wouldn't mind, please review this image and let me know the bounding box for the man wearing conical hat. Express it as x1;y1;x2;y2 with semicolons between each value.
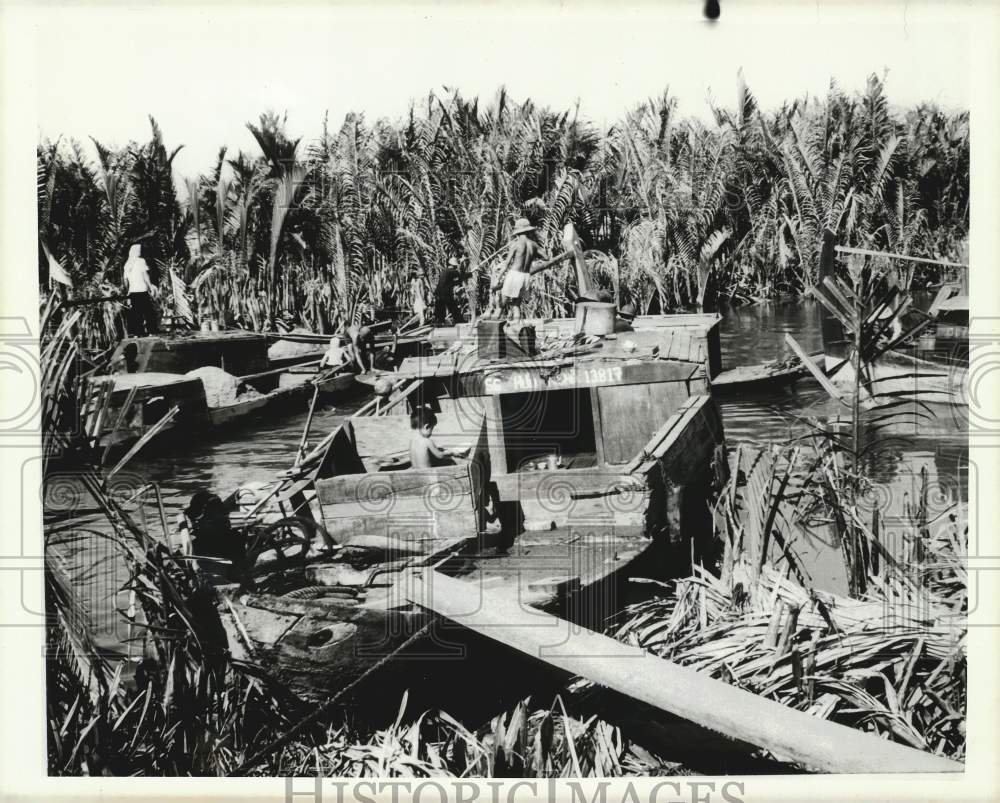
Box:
493;217;550;321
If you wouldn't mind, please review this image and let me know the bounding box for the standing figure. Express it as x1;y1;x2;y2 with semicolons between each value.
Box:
496;218;549;321
122;244;159;336
434;257;468;324
399;269;429;331
347;324;376;373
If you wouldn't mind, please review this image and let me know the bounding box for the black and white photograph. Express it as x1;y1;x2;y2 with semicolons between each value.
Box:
1;1;997;800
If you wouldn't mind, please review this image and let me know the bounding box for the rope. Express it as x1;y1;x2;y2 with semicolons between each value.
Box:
228;619;434;775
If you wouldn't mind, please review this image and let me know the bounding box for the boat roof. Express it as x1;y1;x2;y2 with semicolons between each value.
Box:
428;312;720;345
405;314;718;390
105;371;202;388
120;329;265;344
396;349;704;395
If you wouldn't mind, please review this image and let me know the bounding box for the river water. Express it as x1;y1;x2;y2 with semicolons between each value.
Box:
46;300;967;655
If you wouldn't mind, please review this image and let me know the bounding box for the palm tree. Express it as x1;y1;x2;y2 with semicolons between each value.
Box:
36;80;971;337
247;112;307;310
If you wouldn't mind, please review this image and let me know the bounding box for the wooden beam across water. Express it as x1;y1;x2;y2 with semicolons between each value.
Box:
405;570;962;775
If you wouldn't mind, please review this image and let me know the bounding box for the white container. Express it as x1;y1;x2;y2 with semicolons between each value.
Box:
574;301;616;336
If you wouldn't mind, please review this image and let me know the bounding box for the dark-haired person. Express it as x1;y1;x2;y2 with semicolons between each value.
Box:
179;490;247;581
434;257;469;324
615;302;637;333
408;407;468;469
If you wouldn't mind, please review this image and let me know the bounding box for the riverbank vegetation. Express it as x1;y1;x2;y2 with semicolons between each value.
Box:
38;73;968;347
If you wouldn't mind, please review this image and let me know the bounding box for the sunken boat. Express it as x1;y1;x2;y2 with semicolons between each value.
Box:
210;310;727;700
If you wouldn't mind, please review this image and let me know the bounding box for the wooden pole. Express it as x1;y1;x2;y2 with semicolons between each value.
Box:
294;383;322;467
834;245;968;269
528;248;573;275
106;405;180;479
406;571;962;774
783;333;848;405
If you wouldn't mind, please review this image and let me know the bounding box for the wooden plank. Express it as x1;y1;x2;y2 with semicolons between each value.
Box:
492;467;643;500
519;489;649;529
486;395;508;476
589;386;606;466
406;572;963;775
643;396;723;482
351;412;476;463
482;359;698;395
621;395;700;475
598;381;693;465
319;507;476;542
316;466;469;503
783;333;847;403
321;493;472;521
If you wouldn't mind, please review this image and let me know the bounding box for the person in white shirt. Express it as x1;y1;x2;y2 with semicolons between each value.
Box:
122;244;159;336
319;335;351;370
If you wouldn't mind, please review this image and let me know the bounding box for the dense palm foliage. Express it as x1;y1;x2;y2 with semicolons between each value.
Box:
38;76;968;345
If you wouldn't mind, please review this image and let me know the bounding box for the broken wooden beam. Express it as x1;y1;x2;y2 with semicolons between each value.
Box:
405;571;962;775
783;333;848;404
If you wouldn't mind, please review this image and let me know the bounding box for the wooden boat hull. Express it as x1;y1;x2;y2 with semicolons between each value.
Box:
109;331;269;375
92;372;209;462
711;350;829;395
712;362;807;394
98;363;365;454
218;531;645;702
279;368;359;400
826;349;967;407
215;395;725;701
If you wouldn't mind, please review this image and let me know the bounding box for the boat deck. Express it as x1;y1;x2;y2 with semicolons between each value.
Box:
424;313;722;376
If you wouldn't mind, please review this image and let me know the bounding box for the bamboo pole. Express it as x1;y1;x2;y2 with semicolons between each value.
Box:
406;571;963;774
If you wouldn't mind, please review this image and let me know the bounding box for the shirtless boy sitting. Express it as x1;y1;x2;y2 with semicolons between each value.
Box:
408;408;467;469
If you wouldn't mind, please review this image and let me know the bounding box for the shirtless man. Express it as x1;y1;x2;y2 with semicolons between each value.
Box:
409;408;467;469
495;218;550;321
346;324;375;373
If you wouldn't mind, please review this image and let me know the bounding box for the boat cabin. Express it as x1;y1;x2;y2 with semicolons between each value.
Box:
108;330;270;376
388;319;717;481
307;343;722;554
